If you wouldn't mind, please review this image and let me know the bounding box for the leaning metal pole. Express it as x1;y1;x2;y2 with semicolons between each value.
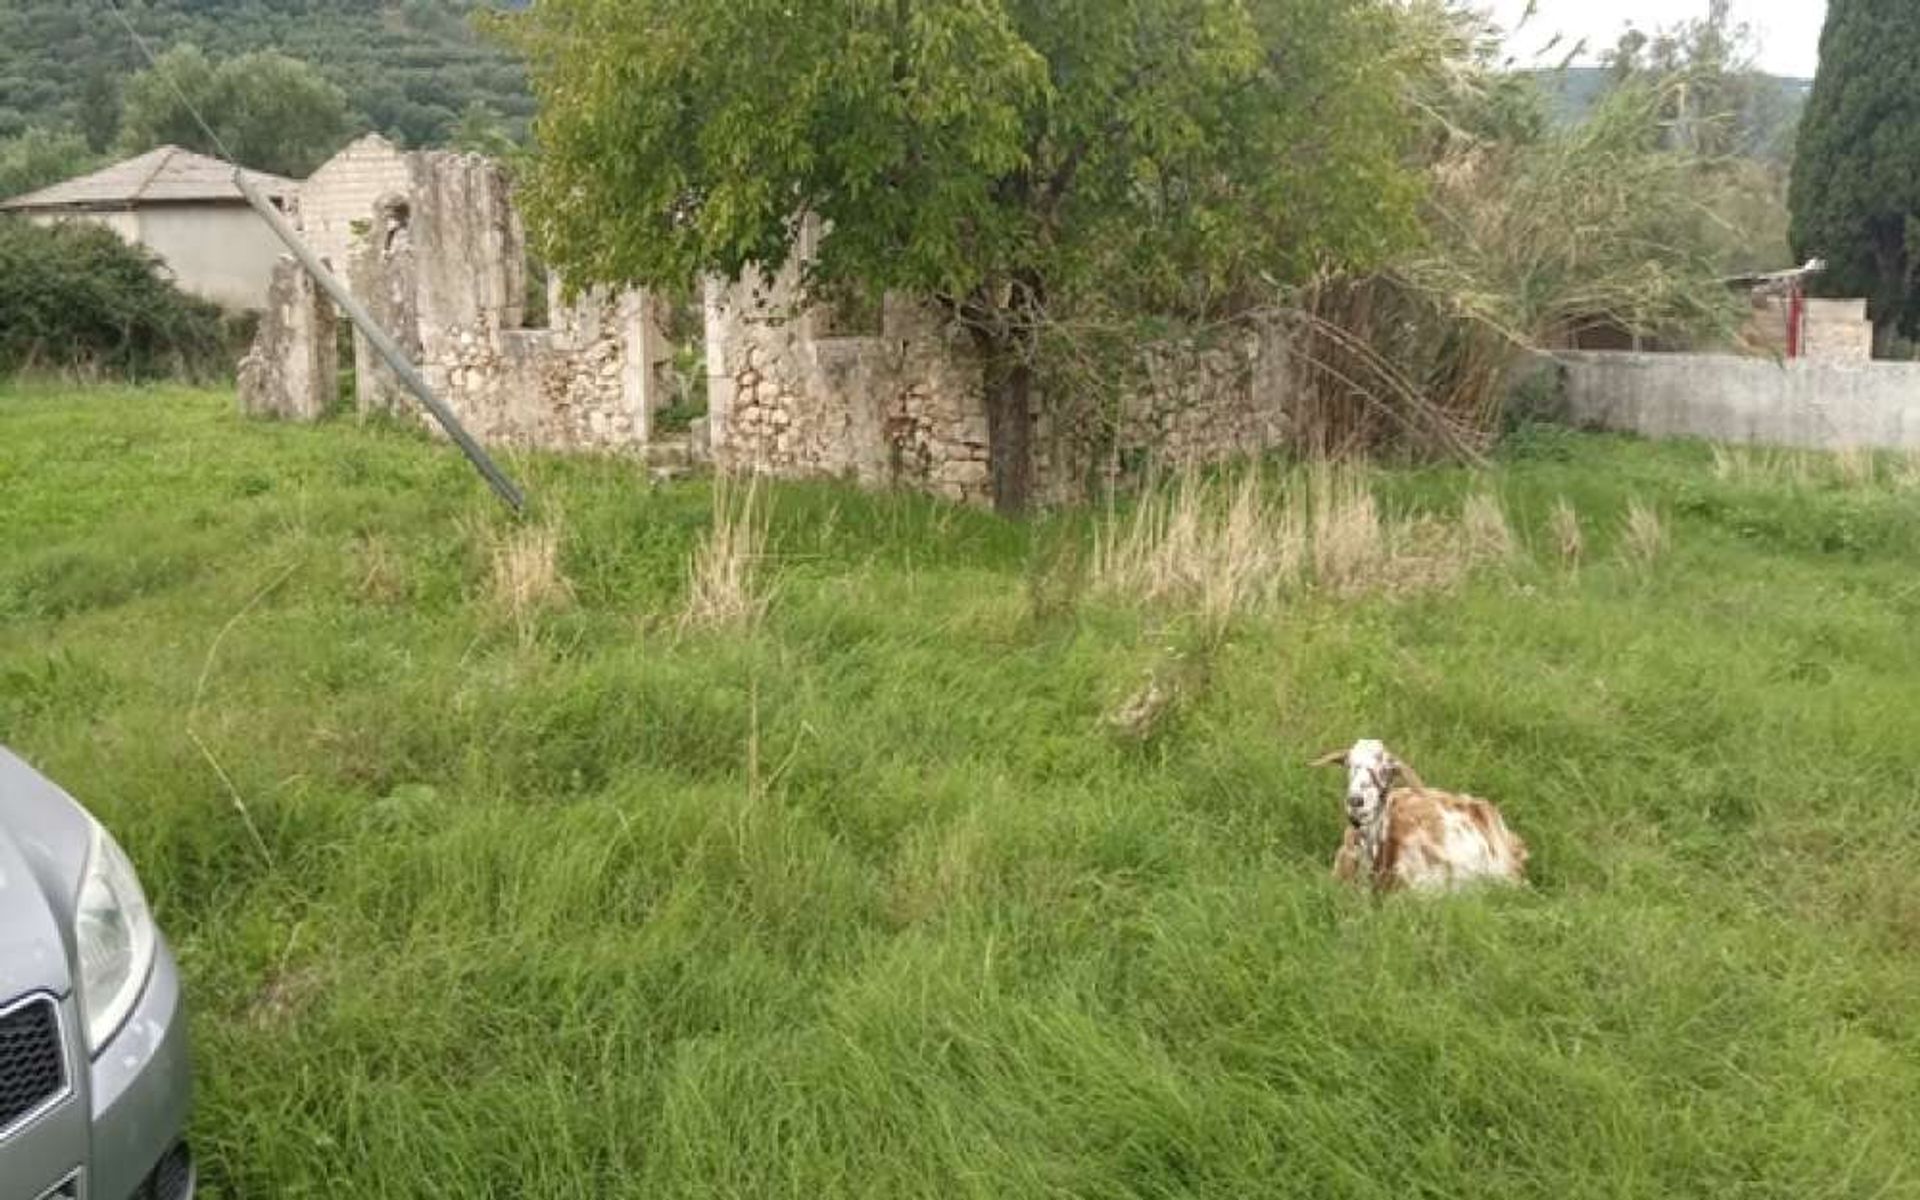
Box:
233;170;527;515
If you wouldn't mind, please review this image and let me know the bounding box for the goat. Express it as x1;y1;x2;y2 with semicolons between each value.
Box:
1311;739;1528;893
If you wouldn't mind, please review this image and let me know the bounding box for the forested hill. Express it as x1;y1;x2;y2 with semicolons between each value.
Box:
0;1;533;150
1527;66;1811;130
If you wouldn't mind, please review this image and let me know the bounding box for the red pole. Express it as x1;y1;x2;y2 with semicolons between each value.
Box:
1787;283;1804;358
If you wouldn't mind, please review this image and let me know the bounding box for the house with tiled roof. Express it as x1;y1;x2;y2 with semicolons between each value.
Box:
1;145;297;311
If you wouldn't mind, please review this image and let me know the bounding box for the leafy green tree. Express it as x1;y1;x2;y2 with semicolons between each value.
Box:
0;126;98;201
79;67;120;154
451;102;519;159
0;218;228;380
1790;0;1920;354
503;0;1428;513
118;45;357;178
1602;0;1799;162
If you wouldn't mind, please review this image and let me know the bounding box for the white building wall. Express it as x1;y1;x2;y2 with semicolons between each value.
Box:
27;205;282;311
135;205;286;312
1553;351;1920;451
24;209;142;242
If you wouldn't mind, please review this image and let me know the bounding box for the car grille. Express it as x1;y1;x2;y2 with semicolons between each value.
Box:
0;995;67;1136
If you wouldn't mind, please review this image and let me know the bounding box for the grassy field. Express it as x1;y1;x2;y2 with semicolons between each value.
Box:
3;383;1919;1199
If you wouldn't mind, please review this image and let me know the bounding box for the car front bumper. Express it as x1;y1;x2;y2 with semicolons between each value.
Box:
1;939;192;1200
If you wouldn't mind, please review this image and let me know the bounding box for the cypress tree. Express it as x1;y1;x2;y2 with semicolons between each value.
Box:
1789;0;1920;354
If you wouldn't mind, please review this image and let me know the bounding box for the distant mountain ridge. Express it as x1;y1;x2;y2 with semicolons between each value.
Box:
0;1;532;152
1525;66;1812;128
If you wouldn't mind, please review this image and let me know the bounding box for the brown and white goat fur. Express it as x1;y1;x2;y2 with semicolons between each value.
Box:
1314;739;1527;893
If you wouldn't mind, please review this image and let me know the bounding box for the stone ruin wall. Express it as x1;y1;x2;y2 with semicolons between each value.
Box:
1803;299;1874;362
243;142;671;454
237;257;337;422
708;255;1297;505
293;134;414;278
1742;293;1875;364
422;286;664;453
341;147;674;452
245;142;1300;501
707;266;998;504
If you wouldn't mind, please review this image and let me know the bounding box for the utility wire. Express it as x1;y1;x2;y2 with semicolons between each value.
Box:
100;0;243;167
97;0;530;515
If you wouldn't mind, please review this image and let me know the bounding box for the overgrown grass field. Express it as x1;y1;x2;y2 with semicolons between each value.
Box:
3;384;1918;1198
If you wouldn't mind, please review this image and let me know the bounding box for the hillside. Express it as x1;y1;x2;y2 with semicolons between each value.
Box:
1526;65;1811;133
4;381;1918;1195
0;0;532;151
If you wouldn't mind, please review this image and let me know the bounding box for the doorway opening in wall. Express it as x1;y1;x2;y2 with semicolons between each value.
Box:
334;316;357;416
655;287;709;435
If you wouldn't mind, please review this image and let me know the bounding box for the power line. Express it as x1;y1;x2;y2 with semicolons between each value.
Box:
96;0;530;515
99;0;241;166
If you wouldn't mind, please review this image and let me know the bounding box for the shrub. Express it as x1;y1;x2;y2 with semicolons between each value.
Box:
0;217;230;380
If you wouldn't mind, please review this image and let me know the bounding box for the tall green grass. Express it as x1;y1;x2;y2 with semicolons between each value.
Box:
3;386;1918;1198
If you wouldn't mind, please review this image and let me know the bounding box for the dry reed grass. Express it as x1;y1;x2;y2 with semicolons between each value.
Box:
1549;496;1584;569
481;511;574;640
1091;464;1523;621
354;533;408;605
1835;446;1877;487
1896;451;1920;492
680;473;771;634
1618;500;1667;571
1460;490;1516;563
1710;444;1806;485
1712;443;1898;490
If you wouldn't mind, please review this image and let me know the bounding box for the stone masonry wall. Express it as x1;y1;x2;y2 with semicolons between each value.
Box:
255;143;1297;496
295;134;413;276
1804;299;1873;362
418;287;659;451
707;264;997;503
266;142;667;455
237;255;337;421
708;255;1296;505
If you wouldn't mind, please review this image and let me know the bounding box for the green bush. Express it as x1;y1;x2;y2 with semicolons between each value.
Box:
0;217;231;380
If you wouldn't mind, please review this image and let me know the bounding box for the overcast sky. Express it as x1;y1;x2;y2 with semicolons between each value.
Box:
1489;1;1828;79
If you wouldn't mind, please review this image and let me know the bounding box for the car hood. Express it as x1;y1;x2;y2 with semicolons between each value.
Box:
0;748;93;1000
0;825;72;999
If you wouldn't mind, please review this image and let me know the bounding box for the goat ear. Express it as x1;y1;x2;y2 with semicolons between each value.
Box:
1309;749;1349;768
1386;755;1426;789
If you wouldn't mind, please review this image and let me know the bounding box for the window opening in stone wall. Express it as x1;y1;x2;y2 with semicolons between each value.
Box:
813;280;884;339
520;251;552;331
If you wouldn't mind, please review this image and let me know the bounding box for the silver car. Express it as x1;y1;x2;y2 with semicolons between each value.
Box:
1;748;192;1200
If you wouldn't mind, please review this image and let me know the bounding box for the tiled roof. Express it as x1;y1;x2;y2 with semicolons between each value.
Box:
0;145;295;211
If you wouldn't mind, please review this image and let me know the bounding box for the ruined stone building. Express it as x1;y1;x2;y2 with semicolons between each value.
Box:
704;244;1293;505
242;138;1298;505
242;135;675;454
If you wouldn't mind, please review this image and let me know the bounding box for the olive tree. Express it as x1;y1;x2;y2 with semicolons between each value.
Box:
119;46;355;179
504;0;1429;513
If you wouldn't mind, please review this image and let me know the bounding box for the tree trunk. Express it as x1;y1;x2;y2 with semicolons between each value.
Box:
1872;310;1900;360
979;336;1035;516
1870;229;1908;360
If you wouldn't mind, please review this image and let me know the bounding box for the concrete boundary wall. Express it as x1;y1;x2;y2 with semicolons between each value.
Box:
1549;351;1920;451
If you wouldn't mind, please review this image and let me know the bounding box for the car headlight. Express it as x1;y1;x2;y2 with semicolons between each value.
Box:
74;820;157;1053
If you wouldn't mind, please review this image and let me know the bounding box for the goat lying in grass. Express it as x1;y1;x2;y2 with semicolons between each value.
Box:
1313;739;1528;893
